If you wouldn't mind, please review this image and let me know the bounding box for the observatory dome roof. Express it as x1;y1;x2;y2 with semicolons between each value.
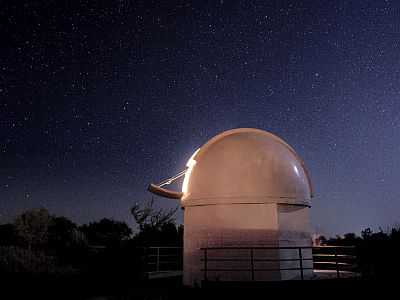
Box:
181;128;313;207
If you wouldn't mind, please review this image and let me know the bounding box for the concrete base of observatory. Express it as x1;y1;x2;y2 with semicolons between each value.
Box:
183;203;312;287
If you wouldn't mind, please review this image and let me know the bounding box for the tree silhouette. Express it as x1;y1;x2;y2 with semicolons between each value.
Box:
80;218;132;247
13;207;52;249
131;198;178;231
47;216;78;249
0;223;17;246
130;199;182;246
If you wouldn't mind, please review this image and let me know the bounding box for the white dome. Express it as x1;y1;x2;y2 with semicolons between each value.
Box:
181;128;313;207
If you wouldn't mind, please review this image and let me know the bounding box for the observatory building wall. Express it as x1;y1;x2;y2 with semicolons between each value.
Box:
277;204;313;280
183;202;312;286
183;203;281;286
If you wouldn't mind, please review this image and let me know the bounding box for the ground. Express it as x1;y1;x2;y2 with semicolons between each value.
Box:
1;274;395;299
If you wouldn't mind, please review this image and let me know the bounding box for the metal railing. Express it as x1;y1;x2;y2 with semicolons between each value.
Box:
200;246;313;282
200;246;357;282
312;245;358;277
144;246;183;273
144;245;357;280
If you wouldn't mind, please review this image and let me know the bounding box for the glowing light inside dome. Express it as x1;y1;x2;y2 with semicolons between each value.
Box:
182;148;200;194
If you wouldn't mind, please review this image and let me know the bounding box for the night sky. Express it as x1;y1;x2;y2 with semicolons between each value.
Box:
1;0;400;237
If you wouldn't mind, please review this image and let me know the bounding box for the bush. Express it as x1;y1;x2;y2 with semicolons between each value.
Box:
0;246;74;275
0;224;17;246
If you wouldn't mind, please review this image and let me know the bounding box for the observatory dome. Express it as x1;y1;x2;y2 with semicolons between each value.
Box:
181;128;313;207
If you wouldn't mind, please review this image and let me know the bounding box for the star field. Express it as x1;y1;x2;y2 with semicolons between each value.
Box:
1;0;400;237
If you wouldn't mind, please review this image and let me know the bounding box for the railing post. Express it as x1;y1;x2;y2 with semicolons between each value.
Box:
156;247;160;272
204;249;208;281
335;247;339;278
298;247;304;280
250;248;254;281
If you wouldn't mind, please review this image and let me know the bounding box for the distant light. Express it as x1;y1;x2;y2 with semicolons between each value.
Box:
182;149;200;194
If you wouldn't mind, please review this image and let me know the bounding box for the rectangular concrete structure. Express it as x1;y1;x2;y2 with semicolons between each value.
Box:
183;203;312;286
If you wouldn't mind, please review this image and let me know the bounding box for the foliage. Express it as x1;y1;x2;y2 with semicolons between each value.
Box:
70;229;88;247
328;227;400;280
131;198;178;231
79;218;132;247
0;246;74;274
12;207;82;251
327;232;362;247
0;223;17;246
132;222;183;247
13;207;52;249
47;216;78;249
130;199;182;246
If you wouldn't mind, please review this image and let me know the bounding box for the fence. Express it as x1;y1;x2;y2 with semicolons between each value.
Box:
144;245;357;281
200;246;357;281
312;245;358;277
144;247;183;273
